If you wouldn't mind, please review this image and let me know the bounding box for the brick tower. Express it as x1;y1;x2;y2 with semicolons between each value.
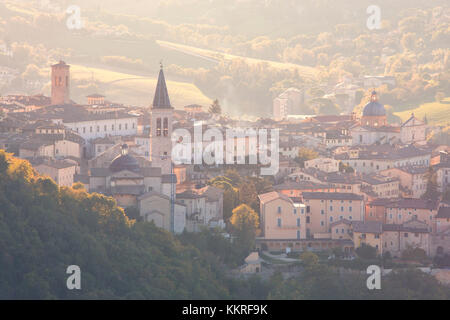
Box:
51;61;70;105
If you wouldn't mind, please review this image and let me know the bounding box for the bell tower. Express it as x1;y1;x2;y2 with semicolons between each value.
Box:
51;61;70;105
150;63;173;174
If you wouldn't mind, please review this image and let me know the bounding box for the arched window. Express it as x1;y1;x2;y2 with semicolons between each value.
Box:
156;118;162;136
163;118;169;136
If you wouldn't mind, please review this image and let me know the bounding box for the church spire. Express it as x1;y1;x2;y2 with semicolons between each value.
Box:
152;63;172;109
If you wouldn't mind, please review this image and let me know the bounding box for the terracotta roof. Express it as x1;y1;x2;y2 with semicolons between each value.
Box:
437;207;450;219
258;191;292;204
352;221;383;234
302;192;363;201
386;198;438;210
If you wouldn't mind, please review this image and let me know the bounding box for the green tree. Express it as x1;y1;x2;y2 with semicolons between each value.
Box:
296;147;319;167
230;204;259;253
355;243;378;260
208;99;222;114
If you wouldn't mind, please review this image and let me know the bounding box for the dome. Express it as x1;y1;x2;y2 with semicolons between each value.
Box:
109;144;140;173
362;91;386;117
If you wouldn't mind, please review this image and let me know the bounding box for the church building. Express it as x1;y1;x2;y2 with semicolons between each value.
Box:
88;66;186;233
350;91;427;146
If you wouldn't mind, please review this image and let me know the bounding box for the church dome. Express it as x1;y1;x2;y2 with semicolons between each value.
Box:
362;91;386;117
109;144;140;173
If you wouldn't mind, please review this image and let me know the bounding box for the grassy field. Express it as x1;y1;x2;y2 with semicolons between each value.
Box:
394;98;450;126
157;40;320;81
42;64;212;108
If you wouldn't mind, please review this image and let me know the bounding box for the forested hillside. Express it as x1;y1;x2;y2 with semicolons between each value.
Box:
0;150;236;299
1;150;450;300
1;1;448;117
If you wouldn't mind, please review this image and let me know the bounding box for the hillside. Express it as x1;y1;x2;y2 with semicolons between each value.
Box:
0;150;233;299
43;64;212;108
156;40;320;81
395;98;450;126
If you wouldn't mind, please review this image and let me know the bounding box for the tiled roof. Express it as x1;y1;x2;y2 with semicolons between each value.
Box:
258;191;292;204
437;207;450;219
352;221;382;234
302;192;363;201
386;198;438;210
273;181;329;190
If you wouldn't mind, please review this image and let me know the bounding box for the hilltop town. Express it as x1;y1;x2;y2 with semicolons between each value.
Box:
0;59;449;274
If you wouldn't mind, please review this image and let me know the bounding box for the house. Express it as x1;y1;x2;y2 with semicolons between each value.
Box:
273;181;339;198
352;220;383;253
382;219;431;257
304;157;339;173
258;191;306;241
360;173;399;199
384;199;438;230
239;252;262;274
335;144;431;174
380;166;428;198
302;192;364;238
434;160;450;193
29;157;78;187
435;207;450;233
138;192;186;234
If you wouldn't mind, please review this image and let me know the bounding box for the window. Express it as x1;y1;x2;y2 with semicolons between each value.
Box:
341;206;344;212
297;230;300;239
163;118;169;136
321;221;324;226
297;218;300;227
404;233;408;237
306;216;310;223
330;206;333;211
349;206;352;212
330;217;333;222
156;118;162;136
277;206;281;213
321;209;324;215
277;218;281;227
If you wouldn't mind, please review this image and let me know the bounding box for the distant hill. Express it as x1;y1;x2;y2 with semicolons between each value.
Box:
395;98;450;126
156;40;320;81
40;64;212;108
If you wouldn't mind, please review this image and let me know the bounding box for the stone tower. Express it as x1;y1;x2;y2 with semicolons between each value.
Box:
150;64;173;174
51;61;70;105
